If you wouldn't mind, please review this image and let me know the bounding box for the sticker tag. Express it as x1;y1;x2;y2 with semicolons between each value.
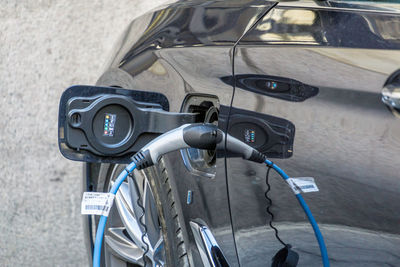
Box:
81;192;115;216
291;177;319;193
286;178;301;195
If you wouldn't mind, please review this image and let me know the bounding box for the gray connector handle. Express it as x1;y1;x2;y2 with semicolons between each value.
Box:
131;123;266;170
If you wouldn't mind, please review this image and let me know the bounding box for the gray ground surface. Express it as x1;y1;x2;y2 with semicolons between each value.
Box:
0;1;167;266
214;223;400;267
233;224;400;267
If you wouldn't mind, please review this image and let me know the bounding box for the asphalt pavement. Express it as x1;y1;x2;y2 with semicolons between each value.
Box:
0;1;167;266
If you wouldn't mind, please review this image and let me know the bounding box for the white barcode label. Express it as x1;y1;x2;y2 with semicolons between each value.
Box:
286;178;301;195
81;192;115;216
290;177;319;193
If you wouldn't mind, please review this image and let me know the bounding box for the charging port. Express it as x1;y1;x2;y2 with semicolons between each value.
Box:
203;105;218;166
181;95;219;178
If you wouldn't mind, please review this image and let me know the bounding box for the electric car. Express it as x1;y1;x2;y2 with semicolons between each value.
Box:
79;0;400;266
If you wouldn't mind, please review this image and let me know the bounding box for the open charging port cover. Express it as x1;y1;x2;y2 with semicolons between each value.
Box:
58;85;197;163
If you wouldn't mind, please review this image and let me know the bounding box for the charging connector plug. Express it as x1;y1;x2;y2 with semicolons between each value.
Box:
131;123;270;170
131;123;269;169
131;123;223;170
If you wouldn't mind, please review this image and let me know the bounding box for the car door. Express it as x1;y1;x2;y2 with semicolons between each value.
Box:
94;1;278;266
226;1;400;266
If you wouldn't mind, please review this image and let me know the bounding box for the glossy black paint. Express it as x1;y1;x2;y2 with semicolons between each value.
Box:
82;0;400;266
229;1;400;266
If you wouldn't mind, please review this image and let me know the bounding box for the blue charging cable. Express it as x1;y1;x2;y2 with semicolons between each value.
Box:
89;124;329;267
92;159;329;267
93;162;137;267
265;159;330;267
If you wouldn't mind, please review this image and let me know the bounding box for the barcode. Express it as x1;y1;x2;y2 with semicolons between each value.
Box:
85;205;109;211
300;185;315;189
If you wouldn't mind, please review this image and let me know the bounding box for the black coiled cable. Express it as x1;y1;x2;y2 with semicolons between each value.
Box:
129;173;149;267
265;166;287;247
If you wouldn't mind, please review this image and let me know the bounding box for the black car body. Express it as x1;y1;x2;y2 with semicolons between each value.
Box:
81;0;400;266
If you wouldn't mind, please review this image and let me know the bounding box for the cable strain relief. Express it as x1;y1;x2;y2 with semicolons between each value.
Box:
131;150;153;170
248;150;267;163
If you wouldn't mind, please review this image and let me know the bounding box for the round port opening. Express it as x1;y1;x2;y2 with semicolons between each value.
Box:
204;106;219;166
180;95;219;178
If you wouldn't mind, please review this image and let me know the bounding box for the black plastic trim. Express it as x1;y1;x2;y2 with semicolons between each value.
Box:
58;85;197;163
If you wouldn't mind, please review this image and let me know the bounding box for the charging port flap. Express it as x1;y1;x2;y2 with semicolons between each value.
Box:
219;106;295;158
58;85;197;163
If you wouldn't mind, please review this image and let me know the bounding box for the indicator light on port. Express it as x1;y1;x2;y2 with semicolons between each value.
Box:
244;129;256;143
266;81;278;90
